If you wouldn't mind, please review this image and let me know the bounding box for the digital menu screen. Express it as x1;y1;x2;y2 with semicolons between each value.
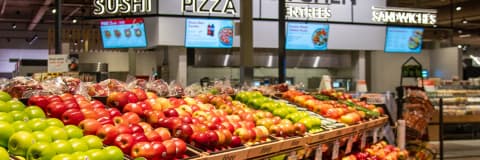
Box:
384;27;424;53
185;18;234;48
286;22;329;51
100;18;147;49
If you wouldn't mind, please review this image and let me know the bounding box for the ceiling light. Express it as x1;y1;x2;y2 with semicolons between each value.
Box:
458;30;463;34
313;56;321;68
462;19;468;24
72;18;77;24
458;45;463;49
433;24;438;28
80;39;84;43
267;55;273;67
52;9;57;14
456;6;462;11
223;54;230;66
11;24;16;30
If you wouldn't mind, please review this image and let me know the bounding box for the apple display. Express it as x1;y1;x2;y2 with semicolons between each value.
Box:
23;106;46;119
68;138;89;152
79;119;101;135
0;121;14;147
81;135;104;150
8;131;36;157
44;126;68;141
32;131;52;143
26;142;56;160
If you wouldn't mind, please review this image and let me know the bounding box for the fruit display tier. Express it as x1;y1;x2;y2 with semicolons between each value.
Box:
192;117;388;160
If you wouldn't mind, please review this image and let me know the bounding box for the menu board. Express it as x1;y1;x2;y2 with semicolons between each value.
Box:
384;27;424;53
100;18;147;49
185;18;234;48
286;22;329;51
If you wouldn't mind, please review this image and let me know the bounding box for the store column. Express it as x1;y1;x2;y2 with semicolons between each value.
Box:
55;0;62;54
239;0;254;84
128;49;136;76
168;47;187;86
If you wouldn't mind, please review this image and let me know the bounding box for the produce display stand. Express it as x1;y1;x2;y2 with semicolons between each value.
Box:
190;117;388;160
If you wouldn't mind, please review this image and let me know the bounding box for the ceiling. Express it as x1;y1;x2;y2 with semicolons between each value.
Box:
0;0;479;47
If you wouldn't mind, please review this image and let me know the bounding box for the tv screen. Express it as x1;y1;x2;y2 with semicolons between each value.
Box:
100;18;147;49
286;22;329;51
185;18;234;48
384;27;424;53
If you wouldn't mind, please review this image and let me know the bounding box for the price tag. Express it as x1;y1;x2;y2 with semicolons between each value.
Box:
361;131;367;149
332;140;339;160
373;128;380;143
345;136;354;154
315;144;323;160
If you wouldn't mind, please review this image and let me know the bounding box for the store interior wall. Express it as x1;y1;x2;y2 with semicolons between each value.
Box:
0;49;48;73
429;47;462;79
369;51;431;93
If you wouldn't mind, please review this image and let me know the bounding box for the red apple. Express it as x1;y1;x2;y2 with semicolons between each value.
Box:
150;141;167;159
122;112;141;124
96;124;119;145
230;136;242;147
129;123;145;134
137;102;152;113
162;140;177;158
145;131;162;142
123;103;144;116
90;100;105;109
131;142;155;159
206;130;219;148
146;92;157;99
79;119;101;135
78;100;93;109
113;116;129;126
60;93;74;101
154;128;171;141
81;108;99;119
163;108;179;117
124;91;139;104
106;107;122;118
116;124;133;134
28;95;49;109
114;134;136;154
174;124;194;141
47;95;62;103
97;116;114;125
293;123;307;136
220;129;233;146
93;108;110;119
131;88;148;101
61;108;85;125
46;101;67;118
192;132;208;148
63;100;80;110
172;138;187;157
132;132;149;143
107;92;128;109
138;122;153;133
163;117;183;131
144;110;165;126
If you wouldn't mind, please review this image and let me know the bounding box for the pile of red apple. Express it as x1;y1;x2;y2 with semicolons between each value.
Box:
28;91;190;160
197;94;309;138
282;90;382;125
342;141;408;160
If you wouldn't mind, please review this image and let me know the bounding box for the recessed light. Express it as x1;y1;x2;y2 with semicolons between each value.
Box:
458;30;463;34
72;18;77;24
456;6;462;11
433;24;438;28
462;19;468;24
52;9;57;14
458;45;463;49
11;24;16;30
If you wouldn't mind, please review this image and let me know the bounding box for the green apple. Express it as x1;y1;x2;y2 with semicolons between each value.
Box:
0;91;12;102
10;110;29;121
8;100;25;111
0;121;14;147
81;135;103;149
12;121;32;132
68;138;89;152
51;154;74;160
0;112;14;123
0;147;8;160
71;152;88;160
24;106;46;119
32;131;52;143
86;149;108;160
26;141;56;160
51;140;74;154
298;117;322;130
0;101;12;112
27;118;48;131
8;131;36;157
64;125;83;139
273;108;290;118
46;118;64;128
44;126;68;141
103;146;124;160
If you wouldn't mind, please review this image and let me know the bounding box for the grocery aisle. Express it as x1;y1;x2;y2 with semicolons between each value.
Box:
430;140;480;159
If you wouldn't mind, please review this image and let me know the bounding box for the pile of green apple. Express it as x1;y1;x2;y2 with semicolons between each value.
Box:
235;91;323;133
0;91;124;160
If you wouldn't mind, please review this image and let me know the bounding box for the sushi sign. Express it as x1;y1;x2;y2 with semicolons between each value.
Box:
372;7;437;25
93;0;152;15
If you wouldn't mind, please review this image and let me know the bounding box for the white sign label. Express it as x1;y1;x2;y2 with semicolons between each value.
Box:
48;55;69;73
372;7;437;25
182;0;237;15
93;0;152;15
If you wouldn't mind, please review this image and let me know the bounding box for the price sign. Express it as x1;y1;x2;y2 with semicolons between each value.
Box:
315;144;323;160
360;93;386;105
332;140;339;160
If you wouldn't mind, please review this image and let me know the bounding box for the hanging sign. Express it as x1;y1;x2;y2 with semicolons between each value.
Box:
182;0;237;15
93;0;152;15
372;7;437;25
285;0;357;20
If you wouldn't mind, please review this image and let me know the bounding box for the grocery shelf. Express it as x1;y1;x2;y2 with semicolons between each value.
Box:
191;117;388;160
